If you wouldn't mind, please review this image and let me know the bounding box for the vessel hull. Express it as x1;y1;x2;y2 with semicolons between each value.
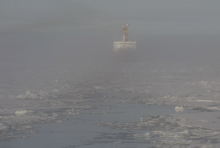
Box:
113;41;137;62
113;42;136;52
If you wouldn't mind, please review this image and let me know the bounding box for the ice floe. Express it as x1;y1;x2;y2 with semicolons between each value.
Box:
175;106;184;112
134;132;150;138
95;86;104;89
16;90;49;99
193;100;219;103
15;110;28;116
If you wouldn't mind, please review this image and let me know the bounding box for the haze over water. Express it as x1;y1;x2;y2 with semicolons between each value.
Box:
1;1;220;148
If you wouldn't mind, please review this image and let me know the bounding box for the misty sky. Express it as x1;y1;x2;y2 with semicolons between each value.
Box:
1;0;220;34
1;0;220;66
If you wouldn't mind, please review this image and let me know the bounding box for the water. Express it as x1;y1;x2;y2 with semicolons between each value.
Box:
0;104;175;148
1;52;220;148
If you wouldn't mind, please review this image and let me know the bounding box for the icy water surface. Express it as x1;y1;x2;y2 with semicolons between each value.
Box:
0;104;175;148
1;58;220;148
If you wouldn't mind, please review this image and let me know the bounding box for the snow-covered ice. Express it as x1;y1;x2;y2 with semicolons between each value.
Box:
16;90;49;99
175;106;184;112
15;110;28;116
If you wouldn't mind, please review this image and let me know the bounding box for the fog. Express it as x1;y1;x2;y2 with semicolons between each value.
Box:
1;0;220;67
1;1;220;147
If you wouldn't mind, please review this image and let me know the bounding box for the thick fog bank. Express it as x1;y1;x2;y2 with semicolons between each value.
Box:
1;33;220;94
2;33;220;66
138;34;220;64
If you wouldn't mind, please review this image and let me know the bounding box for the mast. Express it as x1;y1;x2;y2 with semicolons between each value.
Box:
122;23;129;42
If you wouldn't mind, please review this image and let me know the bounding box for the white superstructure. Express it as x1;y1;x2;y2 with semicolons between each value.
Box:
114;23;136;52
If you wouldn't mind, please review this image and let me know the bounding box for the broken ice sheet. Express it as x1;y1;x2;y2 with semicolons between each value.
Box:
16;90;49;99
97;115;220;146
